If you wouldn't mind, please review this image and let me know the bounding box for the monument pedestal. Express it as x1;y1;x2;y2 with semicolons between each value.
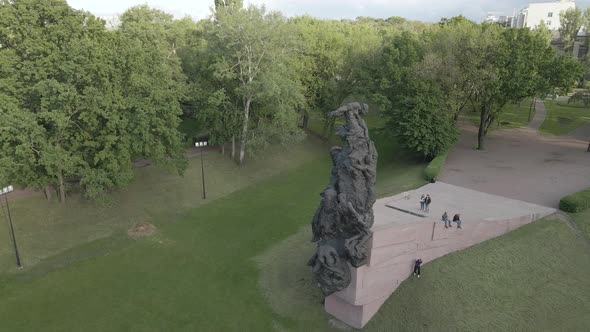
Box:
324;182;555;329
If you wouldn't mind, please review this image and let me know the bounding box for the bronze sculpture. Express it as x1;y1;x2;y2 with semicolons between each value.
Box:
308;102;378;296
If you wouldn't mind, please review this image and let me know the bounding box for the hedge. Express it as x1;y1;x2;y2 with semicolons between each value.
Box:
559;188;590;213
424;151;449;182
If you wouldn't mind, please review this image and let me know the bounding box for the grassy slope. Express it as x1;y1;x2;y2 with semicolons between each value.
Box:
0;112;428;331
0;140;325;272
541;100;590;135
571;209;590;240
462;99;534;130
257;217;590;331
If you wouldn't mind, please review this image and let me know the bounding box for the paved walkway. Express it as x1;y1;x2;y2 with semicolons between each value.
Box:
527;99;546;130
440;124;590;208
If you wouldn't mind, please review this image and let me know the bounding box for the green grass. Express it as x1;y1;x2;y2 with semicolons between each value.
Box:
541;100;590;135
257;218;590;331
571;209;590;240
560;187;590;213
0;127;428;331
462;99;535;129
0;140;326;272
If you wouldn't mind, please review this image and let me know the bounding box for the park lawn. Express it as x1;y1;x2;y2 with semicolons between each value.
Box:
0;139;327;272
541;100;590;135
258;217;590;331
0;127;428;331
462;98;534;129
571;209;590;240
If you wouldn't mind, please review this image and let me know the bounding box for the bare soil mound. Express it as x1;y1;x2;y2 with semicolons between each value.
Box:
127;222;157;238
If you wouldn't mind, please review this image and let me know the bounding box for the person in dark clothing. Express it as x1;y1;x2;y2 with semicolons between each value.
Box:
425;194;432;212
453;213;462;229
442;211;451;228
413;259;423;278
419;194;425;211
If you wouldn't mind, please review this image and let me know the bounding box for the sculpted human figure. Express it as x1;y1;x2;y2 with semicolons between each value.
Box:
308;102;378;296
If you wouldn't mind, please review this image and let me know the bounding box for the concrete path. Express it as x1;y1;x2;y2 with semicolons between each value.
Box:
440;125;590;208
527;99;546;130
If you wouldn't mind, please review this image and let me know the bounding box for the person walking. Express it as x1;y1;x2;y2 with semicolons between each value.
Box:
413;258;423;278
425;194;432;212
453;213;462;229
419;194;425;211
442;211;451;228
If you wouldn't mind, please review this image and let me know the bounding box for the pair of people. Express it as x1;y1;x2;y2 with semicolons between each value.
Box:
419;194;432;212
442;212;462;229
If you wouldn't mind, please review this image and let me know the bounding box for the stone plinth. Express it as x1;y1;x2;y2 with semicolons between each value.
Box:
324;182;555;329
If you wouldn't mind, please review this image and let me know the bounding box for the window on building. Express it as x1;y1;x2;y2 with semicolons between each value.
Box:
547;20;551;26
548;12;553;17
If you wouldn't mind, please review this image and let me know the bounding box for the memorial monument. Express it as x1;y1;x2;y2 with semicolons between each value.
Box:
308;102;378;296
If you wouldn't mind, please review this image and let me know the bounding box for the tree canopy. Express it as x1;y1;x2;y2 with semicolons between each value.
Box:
0;1;585;203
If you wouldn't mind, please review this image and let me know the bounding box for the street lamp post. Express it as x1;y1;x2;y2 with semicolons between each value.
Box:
195;141;208;199
1;185;21;268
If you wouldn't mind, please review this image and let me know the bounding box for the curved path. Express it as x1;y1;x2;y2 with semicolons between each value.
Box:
440;122;590;208
527;99;546;130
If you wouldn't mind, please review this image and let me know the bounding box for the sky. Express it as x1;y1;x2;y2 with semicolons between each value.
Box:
67;0;590;23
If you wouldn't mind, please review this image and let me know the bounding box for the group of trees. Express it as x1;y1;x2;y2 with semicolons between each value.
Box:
0;0;583;203
0;0;187;202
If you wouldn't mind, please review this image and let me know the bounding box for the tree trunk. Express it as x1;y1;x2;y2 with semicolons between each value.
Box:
239;98;251;165
478;104;488;150
302;113;309;129
44;186;52;201
231;136;235;161
57;170;66;204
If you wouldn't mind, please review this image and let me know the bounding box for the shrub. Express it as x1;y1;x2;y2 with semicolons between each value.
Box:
559;188;590;213
424;151;449;182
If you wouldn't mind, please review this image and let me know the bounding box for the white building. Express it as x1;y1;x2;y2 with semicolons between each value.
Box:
515;0;575;30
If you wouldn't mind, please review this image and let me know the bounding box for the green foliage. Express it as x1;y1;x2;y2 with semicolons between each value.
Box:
386;83;458;158
569;90;590;108
202;5;306;163
559;187;590;213
424;150;449;181
0;1;187;201
559;7;583;52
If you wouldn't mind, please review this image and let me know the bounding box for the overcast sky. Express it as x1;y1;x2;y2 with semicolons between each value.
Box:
67;0;590;23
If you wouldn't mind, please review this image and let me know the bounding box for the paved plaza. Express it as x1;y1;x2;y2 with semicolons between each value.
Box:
374;181;556;228
440;125;590;207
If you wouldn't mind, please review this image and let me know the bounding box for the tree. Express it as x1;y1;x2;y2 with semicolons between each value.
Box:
568;90;590;107
387;81;458;158
559;7;583;53
209;5;305;165
214;0;242;11
0;1;187;202
472;25;581;150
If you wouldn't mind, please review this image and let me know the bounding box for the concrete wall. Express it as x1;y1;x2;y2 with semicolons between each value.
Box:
519;1;575;30
324;210;554;329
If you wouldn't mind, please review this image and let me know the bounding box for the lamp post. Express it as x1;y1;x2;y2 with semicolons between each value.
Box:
195;141;208;199
1;185;21;268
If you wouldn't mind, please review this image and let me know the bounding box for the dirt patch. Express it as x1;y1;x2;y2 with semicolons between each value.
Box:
127;222;157;238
